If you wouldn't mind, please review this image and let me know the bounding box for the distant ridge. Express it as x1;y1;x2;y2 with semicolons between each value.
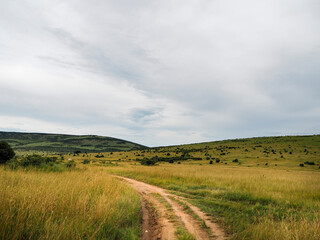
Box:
0;131;147;153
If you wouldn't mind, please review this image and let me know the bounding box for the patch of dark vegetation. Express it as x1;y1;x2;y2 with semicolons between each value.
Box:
82;159;90;164
6;154;76;172
139;154;202;165
0;141;15;164
304;161;315;165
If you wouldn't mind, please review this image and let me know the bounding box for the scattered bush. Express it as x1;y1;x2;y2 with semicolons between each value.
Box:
20;155;57;167
232;159;239;163
6;154;75;172
299;163;304;167
209;160;213;164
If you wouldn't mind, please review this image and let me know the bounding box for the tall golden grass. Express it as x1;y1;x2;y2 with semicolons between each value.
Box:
0;166;141;240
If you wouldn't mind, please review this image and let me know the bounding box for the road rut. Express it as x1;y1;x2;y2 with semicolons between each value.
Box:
115;176;227;240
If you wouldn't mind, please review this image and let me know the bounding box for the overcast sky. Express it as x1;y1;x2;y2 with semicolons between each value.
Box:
1;0;319;146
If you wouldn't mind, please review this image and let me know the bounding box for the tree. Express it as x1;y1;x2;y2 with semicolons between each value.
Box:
0;141;15;164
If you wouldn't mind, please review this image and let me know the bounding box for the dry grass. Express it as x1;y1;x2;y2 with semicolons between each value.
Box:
0;166;141;240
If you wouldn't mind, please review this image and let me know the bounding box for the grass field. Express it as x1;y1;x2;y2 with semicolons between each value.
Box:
107;164;320;239
0;166;141;240
1;135;319;239
92;135;319;239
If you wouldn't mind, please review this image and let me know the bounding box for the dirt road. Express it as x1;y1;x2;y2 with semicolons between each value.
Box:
115;176;227;240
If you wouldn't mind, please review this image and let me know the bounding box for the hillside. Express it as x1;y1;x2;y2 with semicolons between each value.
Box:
149;134;320;168
0;131;147;154
84;134;319;170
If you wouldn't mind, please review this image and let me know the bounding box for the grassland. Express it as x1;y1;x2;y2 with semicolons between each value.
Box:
0;166;141;240
78;135;319;240
0;131;147;154
1;134;319;239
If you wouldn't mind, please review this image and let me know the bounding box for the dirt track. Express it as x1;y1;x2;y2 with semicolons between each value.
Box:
115;176;227;240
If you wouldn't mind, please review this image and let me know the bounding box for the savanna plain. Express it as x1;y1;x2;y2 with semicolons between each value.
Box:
1;135;320;239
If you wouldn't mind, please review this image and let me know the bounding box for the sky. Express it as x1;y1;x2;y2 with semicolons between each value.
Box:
0;0;320;147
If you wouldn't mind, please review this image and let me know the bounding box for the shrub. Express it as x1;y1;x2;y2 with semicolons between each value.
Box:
209;160;213;164
20;155;57;167
0;141;15;164
140;158;158;166
82;159;90;164
6;158;19;170
215;158;220;163
65;160;76;168
232;159;239;163
299;163;304;167
304;161;315;165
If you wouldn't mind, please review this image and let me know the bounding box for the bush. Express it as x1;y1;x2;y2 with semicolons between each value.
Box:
299;163;304;167
20;155;57;167
215;158;220;163
6;158;19;170
0;141;15;164
232;159;239;163
65;160;76;168
7;154;74;172
140;158;158;166
209;160;213;164
304;161;315;165
82;159;90;164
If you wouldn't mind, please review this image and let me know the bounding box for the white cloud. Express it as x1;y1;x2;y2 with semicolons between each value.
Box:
0;0;319;146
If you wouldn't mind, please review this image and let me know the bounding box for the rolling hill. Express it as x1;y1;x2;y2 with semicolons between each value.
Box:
0;131;147;154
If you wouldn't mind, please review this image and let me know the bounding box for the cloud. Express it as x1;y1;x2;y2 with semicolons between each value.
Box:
0;0;319;146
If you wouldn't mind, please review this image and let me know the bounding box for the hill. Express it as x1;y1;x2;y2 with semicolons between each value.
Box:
0;131;147;154
95;134;319;169
153;134;320;168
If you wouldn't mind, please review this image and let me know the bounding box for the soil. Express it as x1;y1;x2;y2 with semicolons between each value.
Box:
115;176;227;240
